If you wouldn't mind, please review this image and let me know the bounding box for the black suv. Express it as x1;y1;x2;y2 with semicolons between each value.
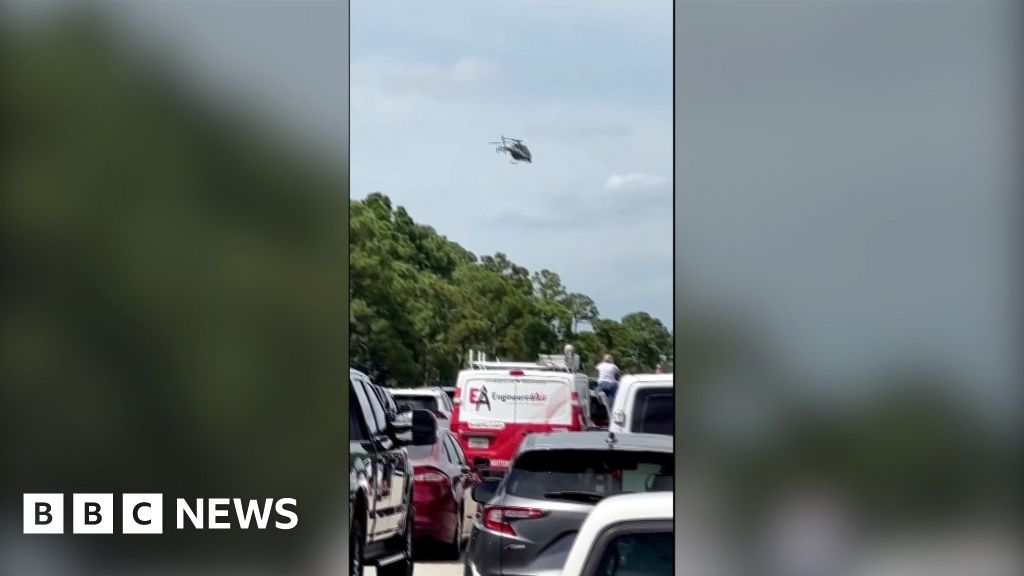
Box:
350;369;437;576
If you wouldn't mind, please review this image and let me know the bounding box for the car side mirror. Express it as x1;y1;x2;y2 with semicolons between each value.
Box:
388;409;413;437
472;456;490;472
410;409;438;446
471;478;500;504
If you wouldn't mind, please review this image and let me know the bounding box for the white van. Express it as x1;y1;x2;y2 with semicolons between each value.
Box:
608;374;673;436
451;354;591;473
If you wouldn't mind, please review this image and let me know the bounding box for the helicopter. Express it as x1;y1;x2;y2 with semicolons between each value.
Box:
489;135;532;163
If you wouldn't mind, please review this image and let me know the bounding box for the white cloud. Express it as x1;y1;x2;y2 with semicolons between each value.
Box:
604;172;667;191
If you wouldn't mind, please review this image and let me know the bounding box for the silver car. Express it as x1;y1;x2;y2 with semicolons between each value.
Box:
464;431;673;576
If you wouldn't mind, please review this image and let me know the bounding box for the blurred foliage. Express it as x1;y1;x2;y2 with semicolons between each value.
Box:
1;8;346;558
349;192;673;385
676;304;1022;529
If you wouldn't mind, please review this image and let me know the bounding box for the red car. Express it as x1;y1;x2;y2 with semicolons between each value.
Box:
407;427;480;558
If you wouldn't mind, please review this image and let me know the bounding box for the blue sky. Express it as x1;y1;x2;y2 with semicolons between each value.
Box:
351;0;674;328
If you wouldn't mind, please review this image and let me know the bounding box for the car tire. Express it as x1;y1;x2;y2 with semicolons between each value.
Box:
379;505;414;576
442;504;464;560
350;516;365;576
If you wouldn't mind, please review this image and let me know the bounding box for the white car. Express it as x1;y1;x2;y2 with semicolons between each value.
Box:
561;491;673;576
389;387;453;426
608;374;673;435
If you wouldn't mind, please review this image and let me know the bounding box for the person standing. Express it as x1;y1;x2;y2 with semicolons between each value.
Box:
595;354;621;406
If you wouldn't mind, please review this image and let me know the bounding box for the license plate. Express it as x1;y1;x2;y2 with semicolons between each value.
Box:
468;438;489;449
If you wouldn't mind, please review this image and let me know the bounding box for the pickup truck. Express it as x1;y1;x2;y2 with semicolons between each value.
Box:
350;369;437;576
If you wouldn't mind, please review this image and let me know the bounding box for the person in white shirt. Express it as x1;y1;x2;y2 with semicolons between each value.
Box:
595;354;621;405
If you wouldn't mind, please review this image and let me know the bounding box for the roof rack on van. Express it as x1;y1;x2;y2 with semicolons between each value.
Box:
472;360;548;371
466;347;581;373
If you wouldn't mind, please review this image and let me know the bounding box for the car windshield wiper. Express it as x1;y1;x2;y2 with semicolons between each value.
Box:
542;491;606;503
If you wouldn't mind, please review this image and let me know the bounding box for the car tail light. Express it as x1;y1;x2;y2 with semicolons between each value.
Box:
611;409;626;426
451;387;462;434
482;506;547;536
413;467;448;483
571;392;584;428
509;369;524;376
413;467;449;499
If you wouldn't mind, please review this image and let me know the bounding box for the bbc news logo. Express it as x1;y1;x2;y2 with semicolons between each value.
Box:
23;494;297;534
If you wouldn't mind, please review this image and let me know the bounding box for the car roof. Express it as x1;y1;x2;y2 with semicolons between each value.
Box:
389;388;444;396
615;374;673;403
586;491;673;523
519;431;673;452
619;373;674;387
458;369;575;379
562;492;673;575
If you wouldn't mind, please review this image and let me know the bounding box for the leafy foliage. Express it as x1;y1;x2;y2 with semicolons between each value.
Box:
2;11;347;554
349;194;673;384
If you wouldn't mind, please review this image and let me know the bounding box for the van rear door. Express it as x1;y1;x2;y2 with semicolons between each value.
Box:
457;374;573;469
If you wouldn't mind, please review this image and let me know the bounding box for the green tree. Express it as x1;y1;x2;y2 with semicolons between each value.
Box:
481;252;531;295
348;193;671;384
562;292;599;335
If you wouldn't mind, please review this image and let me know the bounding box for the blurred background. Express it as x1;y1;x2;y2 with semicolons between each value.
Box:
3;0;1023;575
1;1;348;575
675;1;1022;575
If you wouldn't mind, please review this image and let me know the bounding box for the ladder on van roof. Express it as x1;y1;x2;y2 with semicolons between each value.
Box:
466;349;581;373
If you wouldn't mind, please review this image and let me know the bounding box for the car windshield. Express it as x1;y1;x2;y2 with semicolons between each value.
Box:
632;388;673;435
594;531;673;576
505;450;673;502
394;395;439;414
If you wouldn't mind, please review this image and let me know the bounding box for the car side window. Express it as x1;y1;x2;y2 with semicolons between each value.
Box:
588;530;673;576
441;435;456;464
354;377;386;435
373;386;391;416
631;389;673;435
381;389;398;416
350;381;368;441
351;377;379;436
446;434;467;465
366;386;388;434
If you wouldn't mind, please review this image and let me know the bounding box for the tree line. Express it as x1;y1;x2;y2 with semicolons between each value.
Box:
349;193;673;386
